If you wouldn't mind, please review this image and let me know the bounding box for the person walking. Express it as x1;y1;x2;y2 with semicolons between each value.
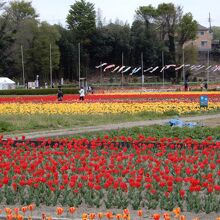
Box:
200;81;203;91
57;88;63;101
184;80;188;91
204;81;208;90
79;86;85;101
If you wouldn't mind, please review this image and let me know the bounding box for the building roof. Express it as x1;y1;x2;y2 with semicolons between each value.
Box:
197;24;209;31
0;77;15;84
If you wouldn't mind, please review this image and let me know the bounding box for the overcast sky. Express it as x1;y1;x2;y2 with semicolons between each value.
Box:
31;0;219;28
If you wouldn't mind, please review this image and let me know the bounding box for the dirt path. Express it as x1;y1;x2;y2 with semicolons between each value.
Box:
3;113;220;140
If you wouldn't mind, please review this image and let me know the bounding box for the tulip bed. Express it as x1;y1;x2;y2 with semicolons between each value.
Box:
0;92;220;116
0;101;220;115
0;136;219;214
0;92;220;103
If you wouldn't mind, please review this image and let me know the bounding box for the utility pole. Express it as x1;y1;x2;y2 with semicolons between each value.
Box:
207;12;211;84
21;45;25;85
121;52;124;88
182;46;185;83
207;50;210;83
78;42;81;88
100;61;102;85
141;52;144;88
162;51;165;88
50;44;53;88
208;12;212;31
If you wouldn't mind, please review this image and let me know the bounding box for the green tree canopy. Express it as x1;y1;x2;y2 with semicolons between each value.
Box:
178;12;197;47
66;0;96;44
213;26;220;41
6;0;38;23
28;22;61;82
135;3;197;65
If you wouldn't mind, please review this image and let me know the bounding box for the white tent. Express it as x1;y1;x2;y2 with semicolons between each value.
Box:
0;77;16;90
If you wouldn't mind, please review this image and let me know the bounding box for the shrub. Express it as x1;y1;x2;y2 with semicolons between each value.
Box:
0;88;78;95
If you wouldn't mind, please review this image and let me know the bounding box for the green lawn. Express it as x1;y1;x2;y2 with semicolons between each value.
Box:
0;112;165;134
1;110;219;135
69;124;220;140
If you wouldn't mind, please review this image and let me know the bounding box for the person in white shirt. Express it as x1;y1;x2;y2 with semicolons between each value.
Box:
79;87;85;101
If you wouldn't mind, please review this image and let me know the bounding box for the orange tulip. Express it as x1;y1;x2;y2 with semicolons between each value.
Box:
153;213;160;220
42;213;46;220
21;207;28;213
173;207;181;217
5;208;12;215
116;214;122;219
89;213;96;219
28;204;35;212
106;211;114;219
180;215;186;220
192;218;199;220
56;207;64;216
122;214;130;219
98;212;103;219
163;213;170;220
6;214;13;220
216;218;220;220
28;216;32;220
82;213;88;218
123;209;129;215
137;210;143;217
69;207;76;214
0;210;2;214
14;208;19;215
47;217;53;220
17;214;24;220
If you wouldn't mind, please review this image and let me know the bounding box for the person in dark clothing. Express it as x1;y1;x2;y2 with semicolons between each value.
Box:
184;80;188;91
204;81;208;90
57;88;63;101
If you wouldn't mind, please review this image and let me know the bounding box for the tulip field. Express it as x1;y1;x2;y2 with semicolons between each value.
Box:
0;135;220;217
0;92;220;115
0;91;220;219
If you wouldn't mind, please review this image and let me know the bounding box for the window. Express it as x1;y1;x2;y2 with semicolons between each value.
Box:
201;41;208;47
200;31;204;35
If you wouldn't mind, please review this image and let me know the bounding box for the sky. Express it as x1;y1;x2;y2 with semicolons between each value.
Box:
30;0;220;28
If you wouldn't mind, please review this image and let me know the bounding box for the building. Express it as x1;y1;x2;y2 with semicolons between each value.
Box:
184;24;213;51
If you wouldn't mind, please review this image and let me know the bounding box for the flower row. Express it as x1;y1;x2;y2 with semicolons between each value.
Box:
0;136;219;213
0;102;219;115
1;206;215;220
0;92;219;103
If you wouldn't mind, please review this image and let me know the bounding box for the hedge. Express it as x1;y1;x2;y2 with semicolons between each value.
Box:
0;88;78;96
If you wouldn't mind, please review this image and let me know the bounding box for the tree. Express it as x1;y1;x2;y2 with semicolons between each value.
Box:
136;3;197;66
135;5;156;29
1;0;39;81
96;8;105;28
57;25;79;81
212;26;220;41
28;22;61;82
184;45;198;64
0;1;16;76
66;0;96;44
130;20;162;67
176;12;197;66
6;0;38;23
177;13;197;48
